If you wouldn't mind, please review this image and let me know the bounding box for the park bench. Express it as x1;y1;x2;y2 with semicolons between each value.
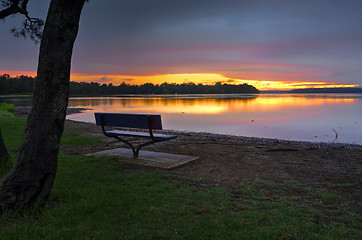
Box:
94;113;177;158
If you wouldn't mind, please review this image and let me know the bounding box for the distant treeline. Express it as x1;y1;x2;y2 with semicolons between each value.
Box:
0;74;260;95
0;74;36;94
289;88;362;94
70;81;260;95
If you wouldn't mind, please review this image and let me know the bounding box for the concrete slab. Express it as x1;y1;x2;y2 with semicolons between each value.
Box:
88;148;199;169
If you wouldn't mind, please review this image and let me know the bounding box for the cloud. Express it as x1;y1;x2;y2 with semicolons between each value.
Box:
2;0;362;88
98;76;115;83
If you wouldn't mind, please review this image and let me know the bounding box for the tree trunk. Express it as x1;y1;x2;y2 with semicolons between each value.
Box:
0;0;85;213
0;128;10;166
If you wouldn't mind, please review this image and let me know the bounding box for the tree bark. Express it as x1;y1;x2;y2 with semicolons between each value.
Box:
0;128;10;166
0;0;85;213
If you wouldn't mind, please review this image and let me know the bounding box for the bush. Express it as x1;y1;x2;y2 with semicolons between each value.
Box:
0;102;15;116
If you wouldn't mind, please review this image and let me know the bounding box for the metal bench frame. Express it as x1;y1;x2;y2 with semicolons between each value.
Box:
95;113;176;158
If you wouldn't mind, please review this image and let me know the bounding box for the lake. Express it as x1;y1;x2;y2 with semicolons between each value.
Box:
1;94;362;145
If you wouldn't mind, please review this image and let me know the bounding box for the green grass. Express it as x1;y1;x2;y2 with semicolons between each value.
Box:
0;102;14;116
0;117;102;155
0;117;361;239
60;131;103;146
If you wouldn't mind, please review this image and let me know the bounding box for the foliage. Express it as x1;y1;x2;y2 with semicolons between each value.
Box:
0;102;14;116
0;74;260;95
0;0;44;43
0;117;360;239
0;74;36;95
70;81;260;95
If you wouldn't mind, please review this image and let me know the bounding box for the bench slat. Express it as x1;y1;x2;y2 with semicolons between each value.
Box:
106;130;177;141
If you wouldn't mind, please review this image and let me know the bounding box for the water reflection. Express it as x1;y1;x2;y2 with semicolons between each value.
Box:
67;94;358;114
65;94;362;145
1;94;361;144
68;95;259;114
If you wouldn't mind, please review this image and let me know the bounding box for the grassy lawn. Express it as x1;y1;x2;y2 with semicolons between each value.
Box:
0;117;361;239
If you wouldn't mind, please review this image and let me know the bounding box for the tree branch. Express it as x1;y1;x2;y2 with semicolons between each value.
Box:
20;0;28;10
0;1;23;19
1;0;43;43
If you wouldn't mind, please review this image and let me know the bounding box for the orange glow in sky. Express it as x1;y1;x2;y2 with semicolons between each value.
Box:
70;72;359;91
1;70;359;91
0;70;37;77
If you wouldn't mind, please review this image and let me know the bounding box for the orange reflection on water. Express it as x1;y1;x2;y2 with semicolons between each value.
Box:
242;95;357;112
68;94;358;115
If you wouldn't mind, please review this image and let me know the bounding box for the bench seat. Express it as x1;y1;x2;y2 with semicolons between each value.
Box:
106;130;177;141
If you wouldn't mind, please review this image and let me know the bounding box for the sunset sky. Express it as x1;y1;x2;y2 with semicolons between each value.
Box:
1;0;362;90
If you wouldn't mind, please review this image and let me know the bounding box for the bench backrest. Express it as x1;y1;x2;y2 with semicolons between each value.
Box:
94;113;163;130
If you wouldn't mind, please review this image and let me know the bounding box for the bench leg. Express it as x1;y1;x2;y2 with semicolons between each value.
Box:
113;136;165;158
113;136;137;158
135;140;159;158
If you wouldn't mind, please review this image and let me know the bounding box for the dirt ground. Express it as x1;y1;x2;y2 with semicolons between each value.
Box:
63;119;362;214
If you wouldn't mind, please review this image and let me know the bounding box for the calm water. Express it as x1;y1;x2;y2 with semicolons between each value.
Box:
2;94;362;145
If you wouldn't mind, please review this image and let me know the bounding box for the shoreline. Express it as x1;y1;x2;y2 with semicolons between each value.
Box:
13;106;89;117
159;128;362;150
13;106;362;149
64;118;362;154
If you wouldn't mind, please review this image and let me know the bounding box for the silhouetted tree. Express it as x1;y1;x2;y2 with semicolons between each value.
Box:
0;0;85;213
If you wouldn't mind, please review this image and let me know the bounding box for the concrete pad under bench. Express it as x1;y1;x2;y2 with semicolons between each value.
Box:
88;148;199;169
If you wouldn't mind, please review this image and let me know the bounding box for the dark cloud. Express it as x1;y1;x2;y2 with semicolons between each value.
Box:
1;0;362;86
98;76;114;83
